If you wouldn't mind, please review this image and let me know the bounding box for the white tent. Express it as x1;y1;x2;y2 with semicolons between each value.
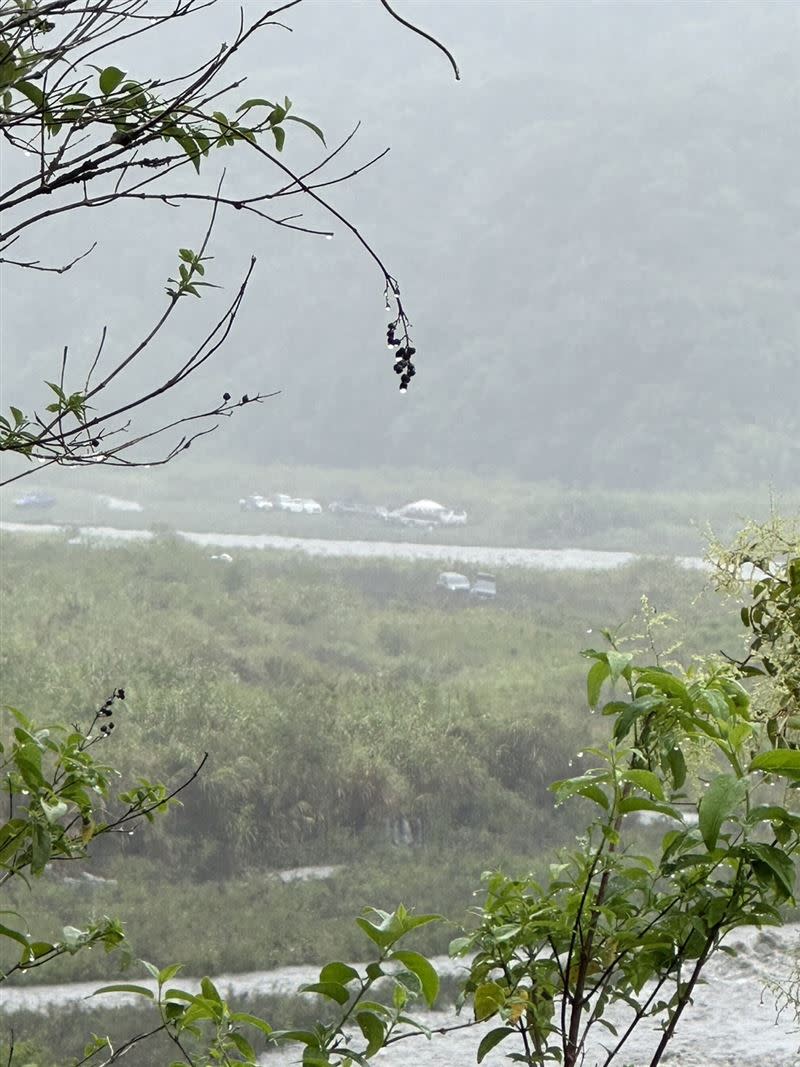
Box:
397;499;448;517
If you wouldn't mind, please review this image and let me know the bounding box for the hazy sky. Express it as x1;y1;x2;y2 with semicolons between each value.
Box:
2;1;798;489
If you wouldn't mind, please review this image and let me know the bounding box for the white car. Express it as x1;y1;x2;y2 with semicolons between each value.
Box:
272;493;296;511
438;509;468;527
436;571;470;593
301;498;322;515
239;494;272;512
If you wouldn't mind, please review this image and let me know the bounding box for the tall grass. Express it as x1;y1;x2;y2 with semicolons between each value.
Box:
0;536;740;986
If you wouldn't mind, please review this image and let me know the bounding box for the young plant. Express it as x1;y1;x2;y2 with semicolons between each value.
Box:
0;692;202;983
453;576;800;1066
85;905;441;1066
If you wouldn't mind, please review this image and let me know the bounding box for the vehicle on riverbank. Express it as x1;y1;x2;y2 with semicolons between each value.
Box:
470;573;497;600
239;494;273;512
436;571;470;593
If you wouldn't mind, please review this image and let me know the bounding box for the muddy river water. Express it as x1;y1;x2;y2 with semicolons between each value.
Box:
0;520;705;572
2;926;797;1065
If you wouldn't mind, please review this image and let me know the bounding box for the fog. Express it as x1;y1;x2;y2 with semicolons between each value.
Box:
2;0;799;494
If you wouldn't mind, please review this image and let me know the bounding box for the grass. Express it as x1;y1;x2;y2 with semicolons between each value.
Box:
0;534;743;996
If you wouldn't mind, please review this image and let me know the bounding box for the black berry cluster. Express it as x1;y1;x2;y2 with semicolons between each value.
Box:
96;688;125;736
386;321;417;392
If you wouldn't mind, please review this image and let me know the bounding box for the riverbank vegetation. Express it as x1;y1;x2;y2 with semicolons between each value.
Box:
1;525;797;1067
0;536;739;985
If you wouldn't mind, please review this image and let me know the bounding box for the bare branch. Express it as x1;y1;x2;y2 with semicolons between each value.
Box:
378;0;461;80
0;241;97;273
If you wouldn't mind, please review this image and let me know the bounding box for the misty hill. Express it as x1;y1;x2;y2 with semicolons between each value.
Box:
2;1;798;490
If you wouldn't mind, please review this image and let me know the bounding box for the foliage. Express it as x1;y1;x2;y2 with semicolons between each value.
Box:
73;907;440;1066
450;563;800;1067
710;514;800;724
0;538;732;887
0;691;197;983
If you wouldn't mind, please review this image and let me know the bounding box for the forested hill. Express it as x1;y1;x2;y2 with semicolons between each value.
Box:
3;1;798;489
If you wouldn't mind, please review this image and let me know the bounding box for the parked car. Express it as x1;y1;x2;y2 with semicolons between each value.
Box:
328;500;361;515
14;492;55;509
300;498;322;515
438;509;468;527
271;493;296;511
470;573;497;600
328;500;387;518
436;571;470;593
385;512;435;531
239;494;272;512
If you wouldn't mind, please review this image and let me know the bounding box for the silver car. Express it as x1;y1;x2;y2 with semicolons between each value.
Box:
436;571;471;593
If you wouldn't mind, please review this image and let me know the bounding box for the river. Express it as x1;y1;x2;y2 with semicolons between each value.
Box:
0;520;706;571
1;926;797;1065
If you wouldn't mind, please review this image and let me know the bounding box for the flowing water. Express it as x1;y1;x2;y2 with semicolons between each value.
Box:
2;926;797;1065
0;521;705;571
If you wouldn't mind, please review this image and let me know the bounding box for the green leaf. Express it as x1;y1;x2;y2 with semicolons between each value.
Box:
607;650;632;682
746;842;796;900
356;1011;385;1058
99;67;126;95
355;917;393;949
0;923;30;953
622;769;665;800
636;669;691;709
474;981;506;1021
271;124;285;152
91;983;155;999
618;796;682;820
228;1031;255;1061
163;988;195;1002
28;940;54;959
158;963;183;984
270;1029;318;1047
448;936;472;956
174;133;201;173
236;98;275;110
667;746;687;789
551;773;609;809
747;805;800;829
229;1012;273;1036
391;950;439;1007
16;743;45;789
299;981;349;1005
302;1052;331;1067
477;1027;514;1064
319;961;360;985
587;659;609;707
750;750;800;777
200;976;221;1002
698;773;746;850
285;114;326;145
16;80;44;107
31;821;50;875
